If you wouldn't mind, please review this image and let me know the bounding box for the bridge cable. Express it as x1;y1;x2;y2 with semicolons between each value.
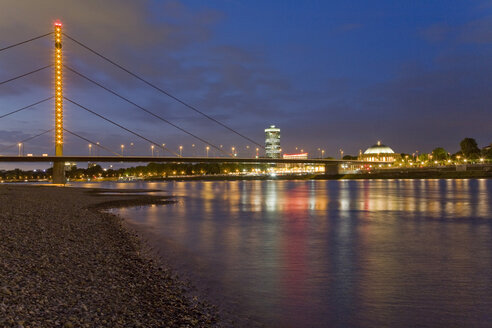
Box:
64;97;180;157
0;32;53;53
0;65;53;87
63;128;121;157
0;97;53;120
64;65;231;157
0;128;54;153
63;33;264;149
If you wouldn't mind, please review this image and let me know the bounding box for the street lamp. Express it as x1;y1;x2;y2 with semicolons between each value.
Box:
121;144;124;156
231;146;235;157
179;145;183;157
206;146;210;157
18;143;22;156
88;143;92;156
321;149;325;159
256;147;259;158
162;144;166;157
340;149;344;159
151;144;155;157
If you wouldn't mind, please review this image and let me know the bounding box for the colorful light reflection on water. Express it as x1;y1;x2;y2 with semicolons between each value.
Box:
80;179;492;327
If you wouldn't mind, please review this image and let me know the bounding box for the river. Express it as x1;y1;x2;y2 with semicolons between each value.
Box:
76;179;492;327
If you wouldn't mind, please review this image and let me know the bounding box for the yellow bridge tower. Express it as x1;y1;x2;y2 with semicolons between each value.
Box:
52;20;65;184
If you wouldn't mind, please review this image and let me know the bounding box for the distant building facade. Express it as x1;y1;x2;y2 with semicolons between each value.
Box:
283;152;308;159
359;141;399;162
265;125;281;158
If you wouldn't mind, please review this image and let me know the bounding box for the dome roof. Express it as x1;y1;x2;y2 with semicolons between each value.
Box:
363;141;395;155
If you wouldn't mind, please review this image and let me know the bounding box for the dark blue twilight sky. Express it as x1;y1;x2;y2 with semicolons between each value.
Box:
0;0;491;162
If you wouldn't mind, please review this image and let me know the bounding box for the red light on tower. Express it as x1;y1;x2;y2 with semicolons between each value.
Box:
54;21;62;27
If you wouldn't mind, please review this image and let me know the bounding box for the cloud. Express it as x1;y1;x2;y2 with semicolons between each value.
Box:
420;23;451;43
7;1;489;158
352;51;492;150
421;15;492;45
337;23;363;32
0;0;295;154
458;16;492;44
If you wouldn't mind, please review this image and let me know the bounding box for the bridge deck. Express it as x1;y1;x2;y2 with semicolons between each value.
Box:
0;156;378;165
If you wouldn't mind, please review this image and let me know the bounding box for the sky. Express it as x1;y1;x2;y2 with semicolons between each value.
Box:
0;0;492;165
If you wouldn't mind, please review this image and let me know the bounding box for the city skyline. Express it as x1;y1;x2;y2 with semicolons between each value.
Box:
0;1;491;162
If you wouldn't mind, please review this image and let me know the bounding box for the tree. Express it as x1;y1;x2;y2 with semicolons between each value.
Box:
460;138;480;159
432;147;448;161
86;164;103;177
483;145;492;159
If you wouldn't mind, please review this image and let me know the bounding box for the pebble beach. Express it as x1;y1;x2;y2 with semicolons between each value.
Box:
0;185;220;327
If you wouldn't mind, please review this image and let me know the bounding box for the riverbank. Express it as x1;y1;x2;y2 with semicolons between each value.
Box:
0;185;220;327
3;168;492;184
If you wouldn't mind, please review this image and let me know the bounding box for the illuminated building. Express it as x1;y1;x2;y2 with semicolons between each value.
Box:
265;125;281;158
64;162;77;171
278;153;322;173
283;153;308;159
359;141;399;162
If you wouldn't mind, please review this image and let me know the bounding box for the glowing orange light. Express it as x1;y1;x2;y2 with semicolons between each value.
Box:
54;21;63;149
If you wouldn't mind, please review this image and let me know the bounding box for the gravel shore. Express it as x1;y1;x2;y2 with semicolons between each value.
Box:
0;185;220;327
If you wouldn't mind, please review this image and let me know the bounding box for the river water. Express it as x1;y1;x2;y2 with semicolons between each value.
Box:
77;179;492;327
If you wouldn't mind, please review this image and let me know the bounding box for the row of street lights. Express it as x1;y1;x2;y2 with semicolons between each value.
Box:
14;140;320;158
87;143;218;157
16;140;345;159
84;143;334;158
85;143;260;158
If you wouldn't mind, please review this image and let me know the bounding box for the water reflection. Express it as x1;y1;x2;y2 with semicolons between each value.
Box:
80;179;492;327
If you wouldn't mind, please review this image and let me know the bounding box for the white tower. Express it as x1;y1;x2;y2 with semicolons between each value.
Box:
265;125;281;158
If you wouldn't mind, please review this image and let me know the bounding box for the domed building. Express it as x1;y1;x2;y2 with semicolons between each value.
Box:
359;141;399;162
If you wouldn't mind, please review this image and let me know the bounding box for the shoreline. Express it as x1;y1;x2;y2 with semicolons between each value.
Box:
112;210;262;328
2;169;492;184
0;185;223;327
137;170;492;182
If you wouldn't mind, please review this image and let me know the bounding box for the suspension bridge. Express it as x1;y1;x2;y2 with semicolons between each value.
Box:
0;21;375;183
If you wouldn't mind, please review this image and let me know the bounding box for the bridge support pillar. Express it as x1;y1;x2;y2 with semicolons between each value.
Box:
52;161;65;184
324;163;340;176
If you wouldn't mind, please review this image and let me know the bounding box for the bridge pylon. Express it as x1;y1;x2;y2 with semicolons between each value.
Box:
52;20;65;184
